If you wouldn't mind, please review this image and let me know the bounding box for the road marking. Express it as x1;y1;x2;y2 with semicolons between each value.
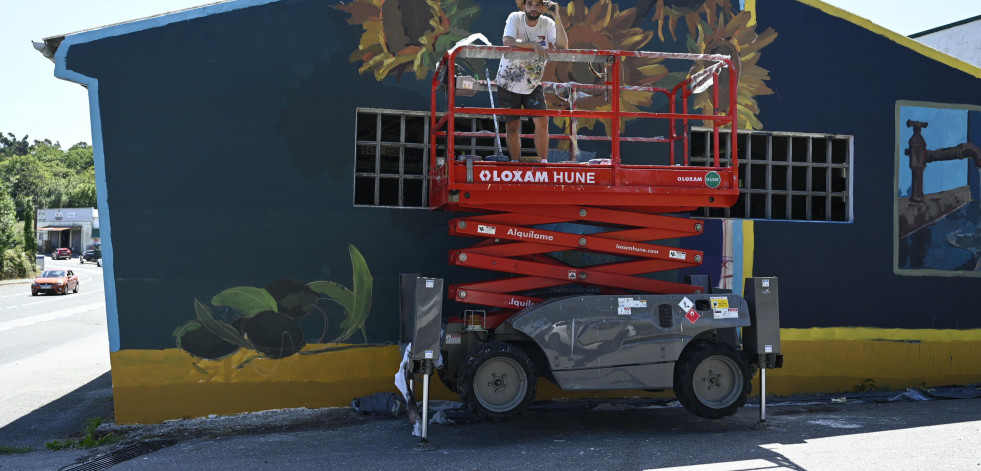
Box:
0;301;106;332
5;300;48;309
645;460;789;471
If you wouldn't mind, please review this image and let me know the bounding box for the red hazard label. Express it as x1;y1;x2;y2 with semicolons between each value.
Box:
686;309;700;324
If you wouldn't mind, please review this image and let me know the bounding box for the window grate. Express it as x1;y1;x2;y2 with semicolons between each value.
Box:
689;128;852;222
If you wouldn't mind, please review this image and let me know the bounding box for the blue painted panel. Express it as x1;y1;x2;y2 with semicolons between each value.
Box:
898;106;969;196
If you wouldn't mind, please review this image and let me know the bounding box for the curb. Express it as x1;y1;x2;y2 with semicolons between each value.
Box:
0;278;33;286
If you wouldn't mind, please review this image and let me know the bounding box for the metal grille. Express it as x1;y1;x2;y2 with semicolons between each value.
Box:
354;108;430;208
689;128;852;222
354;107;519;208
58;439;176;471
658;304;673;328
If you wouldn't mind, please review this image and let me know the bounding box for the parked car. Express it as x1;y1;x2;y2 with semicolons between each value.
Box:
80;249;102;264
52;248;72;260
32;269;79;295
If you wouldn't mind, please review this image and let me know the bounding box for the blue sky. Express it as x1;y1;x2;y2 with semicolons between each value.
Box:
1;0;980;147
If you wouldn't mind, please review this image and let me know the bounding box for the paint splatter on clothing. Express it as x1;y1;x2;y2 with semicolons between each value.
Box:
496;12;556;95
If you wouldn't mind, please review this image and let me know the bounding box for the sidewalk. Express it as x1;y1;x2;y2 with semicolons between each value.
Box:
0;278;31;286
2;386;979;470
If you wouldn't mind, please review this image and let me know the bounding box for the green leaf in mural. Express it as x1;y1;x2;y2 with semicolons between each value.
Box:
194;299;252;349
307;281;355;314
342;245;373;343
211;287;277;317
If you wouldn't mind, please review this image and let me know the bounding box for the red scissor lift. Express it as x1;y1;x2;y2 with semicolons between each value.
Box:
429;46;740;328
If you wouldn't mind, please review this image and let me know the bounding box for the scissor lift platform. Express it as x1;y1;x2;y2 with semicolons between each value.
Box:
428;46;741;317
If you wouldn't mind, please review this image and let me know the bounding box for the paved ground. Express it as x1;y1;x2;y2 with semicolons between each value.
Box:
1;385;980;470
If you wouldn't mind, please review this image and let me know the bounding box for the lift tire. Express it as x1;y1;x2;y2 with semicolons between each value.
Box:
673;340;752;420
458;342;537;422
437;364;459;394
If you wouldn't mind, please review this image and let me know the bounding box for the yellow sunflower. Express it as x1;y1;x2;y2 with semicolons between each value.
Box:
687;10;777;130
335;0;478;81
545;0;669;140
648;0;731;41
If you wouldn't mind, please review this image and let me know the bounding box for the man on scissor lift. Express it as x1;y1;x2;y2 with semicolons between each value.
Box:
496;0;568;162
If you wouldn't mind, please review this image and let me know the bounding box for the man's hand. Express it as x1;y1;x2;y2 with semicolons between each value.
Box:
531;41;549;59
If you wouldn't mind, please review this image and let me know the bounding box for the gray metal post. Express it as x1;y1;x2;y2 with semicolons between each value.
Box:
760;367;767;422
413;359;437;451
752;358;771;430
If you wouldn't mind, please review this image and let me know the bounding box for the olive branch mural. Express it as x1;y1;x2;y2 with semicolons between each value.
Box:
174;245;382;369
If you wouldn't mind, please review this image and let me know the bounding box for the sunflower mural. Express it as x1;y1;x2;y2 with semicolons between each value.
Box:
687;10;777;130
335;0;479;81
642;0;731;41
545;0;669;141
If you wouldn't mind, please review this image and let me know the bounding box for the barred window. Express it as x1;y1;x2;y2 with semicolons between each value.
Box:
689;128;852;222
354;108;509;208
354;109;430;208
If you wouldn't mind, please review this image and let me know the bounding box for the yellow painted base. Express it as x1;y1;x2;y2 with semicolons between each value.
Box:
111;328;981;424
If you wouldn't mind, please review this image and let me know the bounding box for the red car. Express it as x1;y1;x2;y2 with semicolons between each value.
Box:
32;269;79;296
52;248;72;260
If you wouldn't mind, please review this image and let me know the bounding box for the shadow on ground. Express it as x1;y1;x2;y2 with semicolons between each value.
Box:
0;372;114;449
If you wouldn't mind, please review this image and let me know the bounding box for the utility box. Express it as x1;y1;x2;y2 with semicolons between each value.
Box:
399;274;444;361
743;277;783;368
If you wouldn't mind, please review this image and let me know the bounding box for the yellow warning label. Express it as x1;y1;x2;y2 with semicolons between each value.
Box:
710;296;729;309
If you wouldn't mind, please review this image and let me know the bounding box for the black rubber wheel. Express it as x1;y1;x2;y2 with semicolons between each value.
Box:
458;342;536;422
437;363;459;394
673;341;751;420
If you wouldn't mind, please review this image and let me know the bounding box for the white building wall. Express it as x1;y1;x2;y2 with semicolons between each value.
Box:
914;20;981;68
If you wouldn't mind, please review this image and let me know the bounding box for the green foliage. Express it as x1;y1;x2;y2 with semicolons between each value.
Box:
0;445;34;455
0;188;16;258
1;249;37;280
0;132;95;209
0;132;32;159
21;198;37;256
45;417;115;450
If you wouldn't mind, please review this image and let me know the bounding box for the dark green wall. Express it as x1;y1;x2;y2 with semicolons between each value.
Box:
64;0;981;350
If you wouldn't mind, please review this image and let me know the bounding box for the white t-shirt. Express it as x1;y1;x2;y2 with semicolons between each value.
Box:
496;11;557;95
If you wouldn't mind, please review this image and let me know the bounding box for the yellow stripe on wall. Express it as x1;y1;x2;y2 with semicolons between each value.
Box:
770;328;981;395
110;327;981;423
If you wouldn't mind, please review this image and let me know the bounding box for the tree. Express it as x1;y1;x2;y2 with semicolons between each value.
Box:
0;132;33;159
21;198;37;256
0;154;50;206
0;188;16;272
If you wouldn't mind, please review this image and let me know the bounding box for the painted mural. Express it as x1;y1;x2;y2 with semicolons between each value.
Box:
335;0;777;133
52;0;981;424
173;245;382;370
896;103;981;274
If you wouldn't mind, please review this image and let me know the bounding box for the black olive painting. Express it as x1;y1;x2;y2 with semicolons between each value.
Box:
173;245;380;369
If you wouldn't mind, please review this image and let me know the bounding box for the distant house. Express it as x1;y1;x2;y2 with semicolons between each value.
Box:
910;14;981;68
40;0;981;423
36;207;98;254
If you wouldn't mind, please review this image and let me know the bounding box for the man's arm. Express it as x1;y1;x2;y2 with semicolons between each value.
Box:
503;35;548;59
548;3;568;49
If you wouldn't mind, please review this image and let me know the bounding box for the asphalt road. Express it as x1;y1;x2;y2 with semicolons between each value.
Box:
0;256;112;448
